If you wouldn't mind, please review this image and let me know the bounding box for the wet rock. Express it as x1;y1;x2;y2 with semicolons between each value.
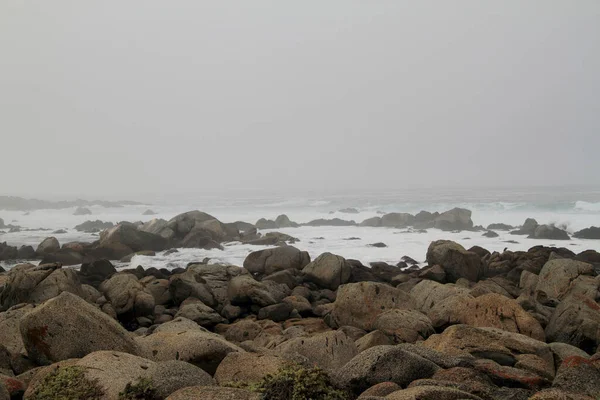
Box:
529;225;570;240
243;246;310;277
434;208;474;231
574;226;600;239
35;237;60;255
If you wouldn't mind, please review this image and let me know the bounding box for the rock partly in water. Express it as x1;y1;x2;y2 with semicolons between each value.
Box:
434;208;474;231
529;225;570;240
73;207;92;216
573;226;600;239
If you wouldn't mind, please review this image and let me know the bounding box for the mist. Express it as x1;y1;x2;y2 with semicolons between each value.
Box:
1;1;599;201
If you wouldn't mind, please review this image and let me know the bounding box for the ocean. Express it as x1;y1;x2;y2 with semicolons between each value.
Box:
2;186;600;270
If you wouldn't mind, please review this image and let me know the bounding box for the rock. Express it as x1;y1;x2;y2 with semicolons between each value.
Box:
381;213;415;228
302;252;352;290
214;352;290;385
99;273;154;317
386;386;483;399
0;263;83;311
73;206;92;215
35;237;60;255
119;250;156;263
276;330;358;373
529;225;570;240
175;300;226;327
574;226;600;239
223;319;263;343
434;208;474;231
74;220;114;232
39;249;83;266
255;217;279;229
257;303;293;322
228;274;277;307
139;218;170;238
330;282;415;331
151;360;214;398
142;209;157;215
79;259;117;287
549;342;590;370
428;293;546;341
487;223;515;231
17;245;36;259
551;355;600;397
243;246;310;277
142;277;171;305
360;217;382;227
545;291;600;354
339;207;360;214
19;292;140;365
304;218;356;227
100;223;168;252
355;330;394;353
511;218;539;236
372;309;434;343
169;270;216;307
423;325;554;376
334;345;440;395
52;229;67;234
418;265;446;283
166;386;260;400
0;305;33;354
482;230;499;238
369;262;402;283
275;214;299;228
535;258;595;305
368;242;387;248
358;382;400;398
137;329;243;375
426;240;482;283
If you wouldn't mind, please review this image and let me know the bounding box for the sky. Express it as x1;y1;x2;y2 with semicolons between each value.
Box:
1;1;599;200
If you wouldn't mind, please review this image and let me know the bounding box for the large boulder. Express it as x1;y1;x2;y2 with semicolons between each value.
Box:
19;292;140;365
0;305;33;355
330;282;415;331
74;220;114;233
275;330;358;373
181;263;244;306
0;263;84;311
79;259;117;287
545;290;600;354
409;280;470;314
359;216;382;227
228;274;278;307
529;225;570;240
35;237;59;255
381;213;415;228
426;240;483;283
334;345;440;395
511;218;539;235
574;226;600;239
243;246;310;277
99;223;168;252
434;208;473;231
139;218;171;238
372;309;435;343
175;300;226;327
551;355;600;398
214;352;290;385
169;269;216;307
99;273;154;317
423;325;554;376
302;252;352;290
167;386;260;400
275;214;299;228
137;329;243;375
535;258;596;305
428;293;546;341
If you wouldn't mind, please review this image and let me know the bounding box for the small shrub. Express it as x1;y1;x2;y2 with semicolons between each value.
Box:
29;365;104;400
231;364;350;400
119;377;160;400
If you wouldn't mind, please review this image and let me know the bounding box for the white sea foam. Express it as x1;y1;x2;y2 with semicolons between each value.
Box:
2;193;600;270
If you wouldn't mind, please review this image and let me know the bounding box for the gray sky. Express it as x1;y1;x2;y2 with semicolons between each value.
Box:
1;1;599;200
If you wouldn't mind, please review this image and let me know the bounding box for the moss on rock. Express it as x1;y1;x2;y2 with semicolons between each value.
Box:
118;377;160;400
29;366;104;400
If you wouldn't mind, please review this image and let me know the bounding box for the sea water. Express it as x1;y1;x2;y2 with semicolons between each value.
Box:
1;186;600;270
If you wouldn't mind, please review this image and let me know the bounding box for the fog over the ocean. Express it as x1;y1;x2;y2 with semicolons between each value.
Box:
1;1;599;200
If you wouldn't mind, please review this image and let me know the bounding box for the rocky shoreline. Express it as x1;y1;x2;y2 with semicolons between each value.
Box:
0;210;599;399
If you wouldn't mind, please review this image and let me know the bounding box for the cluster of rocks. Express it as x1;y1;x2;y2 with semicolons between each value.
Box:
0;238;599;399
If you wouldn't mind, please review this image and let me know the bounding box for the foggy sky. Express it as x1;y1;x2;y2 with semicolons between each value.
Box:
1;1;599;200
